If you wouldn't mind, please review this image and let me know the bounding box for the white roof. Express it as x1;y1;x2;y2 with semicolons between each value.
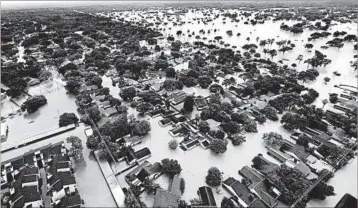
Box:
1;122;8;136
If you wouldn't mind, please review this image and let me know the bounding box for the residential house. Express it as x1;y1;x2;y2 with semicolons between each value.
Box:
125;147;152;165
191;186;217;208
9;167;43;208
334;193;357;208
222;177;265;208
153;175;182;208
239;166;279;208
125;161;161;186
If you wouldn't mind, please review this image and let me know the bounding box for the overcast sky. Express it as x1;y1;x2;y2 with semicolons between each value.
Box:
1;0;353;10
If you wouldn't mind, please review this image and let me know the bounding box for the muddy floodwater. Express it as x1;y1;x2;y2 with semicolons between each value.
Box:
1;4;357;208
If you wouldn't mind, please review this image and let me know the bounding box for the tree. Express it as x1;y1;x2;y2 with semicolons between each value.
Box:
244;121;257;133
205;167;222;186
165;67;176;78
183;96;195;112
262;132;283;147
59;112;79;127
296;134;310;148
59;63;77;75
198;76;213;88
168;139;178;150
86;135;100;150
39;70;52;81
161;158;182;177
155;59;169;70
66;136;83;161
230;134;246;146
324;77;330;84
281;112;307;130
209;139;228;154
133;120;151;136
308;181;335;200
81;106;102;124
220;121;241;135
252;155;263;169
221;197;235;208
180;178;185;194
120;87;137;101
198;121;210;133
65;77;82;94
21;95;47;113
268;49;277;60
136;102;152;115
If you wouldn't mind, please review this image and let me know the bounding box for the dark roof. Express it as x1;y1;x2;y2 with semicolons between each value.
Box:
134;147;151;159
223;178;252;205
249;198;266;208
198;186;217;206
136;168;150;182
58;172;76;186
335;193;357;208
239;166;264;183
22;186;41;203
11;158;25;170
23;153;35;165
288;145;311;160
59;194;82;208
24;167;39;176
57;162;70;169
22;175;38;184
252;179;277;208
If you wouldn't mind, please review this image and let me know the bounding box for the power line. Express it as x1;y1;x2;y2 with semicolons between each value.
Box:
84;107;118;174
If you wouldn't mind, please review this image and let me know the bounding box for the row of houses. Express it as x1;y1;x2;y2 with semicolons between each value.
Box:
1;142;83;208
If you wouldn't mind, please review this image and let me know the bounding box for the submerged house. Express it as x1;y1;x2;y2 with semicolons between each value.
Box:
239;166;280;208
125;147;152;165
9;168;43;208
191;186;217;208
222;177;265;208
153;175;182;208
125;161;161;186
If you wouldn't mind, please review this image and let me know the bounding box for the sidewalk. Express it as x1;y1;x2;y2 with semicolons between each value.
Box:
94;150;125;208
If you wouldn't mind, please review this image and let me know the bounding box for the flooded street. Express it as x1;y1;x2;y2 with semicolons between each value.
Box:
1;2;357;208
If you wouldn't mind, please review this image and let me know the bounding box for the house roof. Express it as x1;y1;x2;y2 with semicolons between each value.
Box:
59;194;82;208
152;189;180;208
169;175;181;196
24;167;39;176
22;175;38;184
136;168;150;182
335;193;357;208
251;179;277;208
288;145;311;161
57;162;70;169
198;186;217;206
239;166;264;183
22;185;41;203
249;198;267;208
223;177;252;205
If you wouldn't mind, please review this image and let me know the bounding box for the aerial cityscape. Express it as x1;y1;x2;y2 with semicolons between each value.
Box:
0;1;357;208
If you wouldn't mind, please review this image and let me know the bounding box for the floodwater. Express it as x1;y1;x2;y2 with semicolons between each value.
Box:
2;70;78;143
107;8;357;206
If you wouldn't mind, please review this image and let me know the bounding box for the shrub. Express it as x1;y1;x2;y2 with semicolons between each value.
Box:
168;139;178;150
59;112;78;127
21;95;47;113
205;167;222;186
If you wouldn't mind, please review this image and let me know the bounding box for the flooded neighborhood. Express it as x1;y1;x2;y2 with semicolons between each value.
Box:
1;1;357;208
